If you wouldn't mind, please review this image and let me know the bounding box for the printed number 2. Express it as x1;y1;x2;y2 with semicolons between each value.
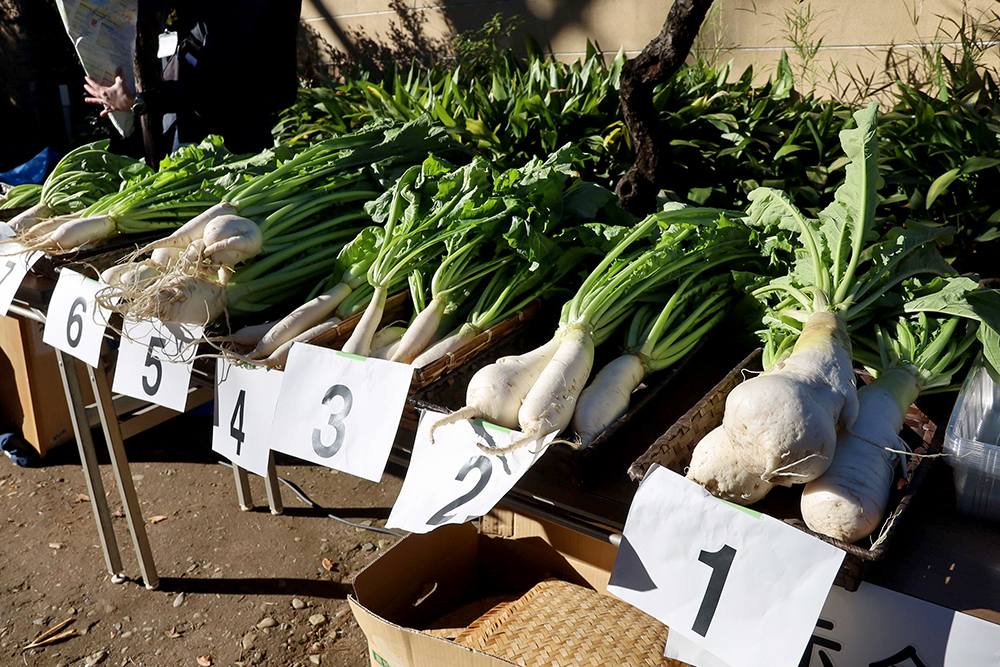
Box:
692;544;736;637
427;456;493;526
312;384;353;458
141;336;166;396
230;389;247;455
66;297;87;348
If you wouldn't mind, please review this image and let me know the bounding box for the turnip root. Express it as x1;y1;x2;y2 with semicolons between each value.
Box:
201;215;263;267
723;311;858;485
429;336;561;441
687;426;774;505
572;354;646;448
250;282;352;359
800;369;918;542
390;298;446;364
8;202;53;233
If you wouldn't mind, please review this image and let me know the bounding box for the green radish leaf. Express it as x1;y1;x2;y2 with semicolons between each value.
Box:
960;156;1000;174
925;168;960;208
775;144;806;159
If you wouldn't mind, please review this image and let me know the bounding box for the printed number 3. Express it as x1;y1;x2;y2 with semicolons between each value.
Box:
312;384;353;457
427;456;493;526
692;544;736;637
141;336;166;396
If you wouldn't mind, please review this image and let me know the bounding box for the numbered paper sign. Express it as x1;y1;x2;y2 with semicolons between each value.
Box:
607;464;844;667
213;362;283;477
112;318;203;412
386;410;555;534
666;582;1000;667
42;269;117;366
0;226;43;316
268;343;414;482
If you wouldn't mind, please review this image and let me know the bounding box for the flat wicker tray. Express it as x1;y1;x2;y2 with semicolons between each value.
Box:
451;578;686;667
627;348;942;591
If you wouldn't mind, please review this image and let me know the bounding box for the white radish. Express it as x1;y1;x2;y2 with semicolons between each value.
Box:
341;286;387;356
182;239;206;266
429;336;561;441
411;324;479;368
151;246;182;268
100;263;133;287
800;369;918;542
263;317;343;369
723;311;858;485
222;320;279;347
20;213;76;240
686;426;774;505
8;202;53;233
136;201;238;255
142;274;225;324
390;298;446;364
572;354;646;448
250;282;352;359
119;263;161;290
370;326;408;359
39;215;116;252
201;215;263;267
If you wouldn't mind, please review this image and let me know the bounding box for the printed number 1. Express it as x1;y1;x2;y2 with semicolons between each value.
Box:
230;389;247;455
692;544;736;637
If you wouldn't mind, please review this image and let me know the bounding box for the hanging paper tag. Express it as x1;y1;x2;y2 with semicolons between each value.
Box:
268;343;413;482
157;30;178;58
43;269;118;367
213;362;282;477
386;410;555;534
607;464;844;667
0;228;43;315
112;318;202;412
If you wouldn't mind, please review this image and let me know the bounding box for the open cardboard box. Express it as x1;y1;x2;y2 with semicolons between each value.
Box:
349;511;644;667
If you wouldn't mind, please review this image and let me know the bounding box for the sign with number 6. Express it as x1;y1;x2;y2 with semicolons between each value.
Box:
43;269;118;366
112;318;203;412
268;342;414;482
606;464;845;667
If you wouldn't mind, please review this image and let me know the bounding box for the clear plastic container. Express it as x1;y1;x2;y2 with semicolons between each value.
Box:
944;357;1000;520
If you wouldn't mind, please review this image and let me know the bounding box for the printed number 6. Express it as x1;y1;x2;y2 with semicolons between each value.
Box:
427;456;493;526
141;336;166;396
312;384;353;458
66;297;87;348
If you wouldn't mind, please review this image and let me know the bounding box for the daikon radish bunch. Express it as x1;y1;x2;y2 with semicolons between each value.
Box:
431;205;743;451
0;184;42;211
8;140;150;239
689;103;959;497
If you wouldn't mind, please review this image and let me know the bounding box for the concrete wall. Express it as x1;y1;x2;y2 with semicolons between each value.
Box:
301;0;1000;96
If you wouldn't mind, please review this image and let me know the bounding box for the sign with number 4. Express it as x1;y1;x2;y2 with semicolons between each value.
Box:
43;269;117;366
112;318;203;412
386;410;555;534
213;362;283;477
607;464;845;667
268;343;414;482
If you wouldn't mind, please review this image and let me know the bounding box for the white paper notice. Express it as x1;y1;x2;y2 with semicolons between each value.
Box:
0;232;43;316
42;269;117;366
268;344;414;482
606;464;844;667
213;362;282;478
671;581;1000;667
112;318;202;412
386;410;555;534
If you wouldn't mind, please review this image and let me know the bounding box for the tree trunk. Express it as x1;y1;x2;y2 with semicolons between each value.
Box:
134;0;163;169
616;0;714;215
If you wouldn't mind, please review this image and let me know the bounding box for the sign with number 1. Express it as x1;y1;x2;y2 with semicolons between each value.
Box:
112;318;202;412
42;269;117;366
606;464;844;667
213;362;282;477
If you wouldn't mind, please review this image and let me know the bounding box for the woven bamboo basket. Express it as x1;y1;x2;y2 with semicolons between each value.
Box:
627;348;942;591
449;578;687;667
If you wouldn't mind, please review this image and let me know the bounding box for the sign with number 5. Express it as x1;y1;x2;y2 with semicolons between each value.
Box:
112;318;203;411
606;464;845;667
268;342;414;482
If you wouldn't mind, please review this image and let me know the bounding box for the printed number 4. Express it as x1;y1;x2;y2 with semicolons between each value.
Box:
230;389;247;455
692;544;736;637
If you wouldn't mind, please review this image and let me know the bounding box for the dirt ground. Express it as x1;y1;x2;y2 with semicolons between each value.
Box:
0;410;406;667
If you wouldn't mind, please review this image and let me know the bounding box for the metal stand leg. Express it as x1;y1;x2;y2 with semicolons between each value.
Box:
54;350;123;578
87;361;160;590
265;452;283;515
233;464;253;511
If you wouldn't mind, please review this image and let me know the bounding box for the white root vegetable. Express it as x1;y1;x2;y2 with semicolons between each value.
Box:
222;320;279;347
19;214;76;241
100;263;133;287
723;311;858;485
341;286;387;357
139;274;225;324
572;354;646;448
370;326;407;359
39;215;116;252
119;263;161;291
201;215;263;267
390;298;446;364
151;246;182;268
182;239;206;266
411;325;478;368
250;282;352;359
800;369;918;542
263;317;342;369
429;336;561;441
137;201;238;255
686;426;774;505
8;202;53;233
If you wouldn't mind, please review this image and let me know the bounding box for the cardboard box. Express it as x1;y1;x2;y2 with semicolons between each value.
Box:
349;512;645;667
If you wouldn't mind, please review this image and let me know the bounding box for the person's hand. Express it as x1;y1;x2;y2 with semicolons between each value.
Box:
83;67;135;116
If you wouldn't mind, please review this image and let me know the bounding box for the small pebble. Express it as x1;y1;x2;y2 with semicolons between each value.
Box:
242;633;255;650
173;593;185;608
85;650;108;666
291;599;306;610
121;631;133;639
308;614;326;627
309;656;321;665
257;617;277;630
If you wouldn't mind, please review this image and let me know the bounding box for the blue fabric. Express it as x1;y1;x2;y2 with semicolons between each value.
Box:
0;432;37;467
0;147;60;186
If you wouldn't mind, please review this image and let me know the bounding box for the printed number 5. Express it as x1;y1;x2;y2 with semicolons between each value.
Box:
312;384;353;458
692;544;736;637
427;456;493;526
141;336;166;396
